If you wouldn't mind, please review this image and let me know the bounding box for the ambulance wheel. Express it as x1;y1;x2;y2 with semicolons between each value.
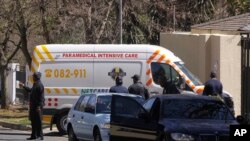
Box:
56;113;68;135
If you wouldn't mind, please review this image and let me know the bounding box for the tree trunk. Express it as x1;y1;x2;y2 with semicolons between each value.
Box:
15;0;32;68
0;68;7;109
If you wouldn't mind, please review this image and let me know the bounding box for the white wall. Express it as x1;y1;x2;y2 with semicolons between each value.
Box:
6;63;20;104
160;32;241;115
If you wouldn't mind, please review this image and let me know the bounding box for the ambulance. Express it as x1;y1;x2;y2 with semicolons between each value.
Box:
27;44;205;134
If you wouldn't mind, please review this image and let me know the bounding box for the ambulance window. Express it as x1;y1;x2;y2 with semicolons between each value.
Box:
174;62;202;86
151;62;183;89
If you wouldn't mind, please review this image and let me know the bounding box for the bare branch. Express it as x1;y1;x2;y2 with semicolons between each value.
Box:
96;0;114;43
6;40;22;64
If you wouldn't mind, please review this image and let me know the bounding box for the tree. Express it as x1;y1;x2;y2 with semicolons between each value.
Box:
0;1;22;109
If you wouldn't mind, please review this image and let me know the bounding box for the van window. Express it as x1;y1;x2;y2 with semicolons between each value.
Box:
151;62;184;89
174;62;202;86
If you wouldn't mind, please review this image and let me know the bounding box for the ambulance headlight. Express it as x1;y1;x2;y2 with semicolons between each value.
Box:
171;133;194;141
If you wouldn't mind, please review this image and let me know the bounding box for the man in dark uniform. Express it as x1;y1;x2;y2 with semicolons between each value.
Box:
19;72;44;140
109;76;128;93
128;74;149;100
203;71;235;115
203;71;222;96
158;76;180;94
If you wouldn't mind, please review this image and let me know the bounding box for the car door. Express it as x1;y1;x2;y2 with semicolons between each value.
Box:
82;95;96;140
70;95;85;138
76;95;91;139
110;95;159;141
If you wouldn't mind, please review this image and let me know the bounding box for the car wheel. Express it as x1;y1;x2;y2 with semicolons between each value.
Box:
160;136;167;141
94;128;102;141
68;126;78;141
56;113;68;135
158;132;167;141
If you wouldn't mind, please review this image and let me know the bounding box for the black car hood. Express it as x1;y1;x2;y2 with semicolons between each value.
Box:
160;119;238;135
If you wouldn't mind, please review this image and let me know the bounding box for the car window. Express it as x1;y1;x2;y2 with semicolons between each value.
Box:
161;99;235;120
74;96;85;111
96;96;112;114
79;95;91;112
113;96;146;118
143;97;156;112
85;95;96;114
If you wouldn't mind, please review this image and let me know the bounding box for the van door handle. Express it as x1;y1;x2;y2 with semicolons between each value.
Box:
73;114;75;118
81;116;84;119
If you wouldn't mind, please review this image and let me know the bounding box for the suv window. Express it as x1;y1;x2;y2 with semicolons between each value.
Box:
79;95;91;112
113;96;146;118
143;97;156;112
161;99;234;120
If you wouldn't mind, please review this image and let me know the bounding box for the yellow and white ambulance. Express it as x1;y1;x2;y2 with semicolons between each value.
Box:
27;44;205;134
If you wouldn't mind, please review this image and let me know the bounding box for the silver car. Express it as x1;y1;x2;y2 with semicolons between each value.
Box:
66;93;144;141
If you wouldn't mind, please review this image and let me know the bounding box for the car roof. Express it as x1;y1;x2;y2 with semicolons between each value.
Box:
81;93;142;98
152;94;223;102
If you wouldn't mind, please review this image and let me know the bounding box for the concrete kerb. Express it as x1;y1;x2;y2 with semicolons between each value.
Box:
0;121;51;131
0;120;31;130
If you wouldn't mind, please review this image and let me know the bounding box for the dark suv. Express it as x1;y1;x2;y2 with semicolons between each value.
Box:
109;94;237;141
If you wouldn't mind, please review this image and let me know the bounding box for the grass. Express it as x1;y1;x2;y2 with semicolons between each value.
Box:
0;106;48;126
0;105;50;128
0;117;31;126
0;105;30;125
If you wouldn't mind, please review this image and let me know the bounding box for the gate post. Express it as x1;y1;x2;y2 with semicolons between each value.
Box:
241;33;250;122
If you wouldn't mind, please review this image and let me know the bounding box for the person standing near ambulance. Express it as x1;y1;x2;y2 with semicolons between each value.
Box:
19;72;45;140
109;76;128;93
203;71;223;96
203;71;235;115
128;74;149;100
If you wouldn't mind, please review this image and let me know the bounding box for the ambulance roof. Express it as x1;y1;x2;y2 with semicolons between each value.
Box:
35;44;182;62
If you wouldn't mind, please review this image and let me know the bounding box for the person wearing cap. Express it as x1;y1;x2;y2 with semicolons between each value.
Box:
109;76;128;93
203;71;223;96
203;71;235;115
128;74;149;100
19;72;44;140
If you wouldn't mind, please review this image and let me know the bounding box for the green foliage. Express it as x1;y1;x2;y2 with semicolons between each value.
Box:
226;0;250;15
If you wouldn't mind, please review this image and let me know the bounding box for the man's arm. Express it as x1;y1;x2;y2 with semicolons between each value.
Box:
19;82;32;92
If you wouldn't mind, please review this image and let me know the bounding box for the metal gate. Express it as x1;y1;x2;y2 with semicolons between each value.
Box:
241;33;250;118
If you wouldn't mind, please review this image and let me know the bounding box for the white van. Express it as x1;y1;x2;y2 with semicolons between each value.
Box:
26;44;205;134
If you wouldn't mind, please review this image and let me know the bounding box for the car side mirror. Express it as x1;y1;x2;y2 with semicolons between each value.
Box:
236;115;247;124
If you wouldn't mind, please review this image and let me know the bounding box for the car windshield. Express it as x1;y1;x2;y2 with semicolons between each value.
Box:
174;62;202;86
161;99;234;120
